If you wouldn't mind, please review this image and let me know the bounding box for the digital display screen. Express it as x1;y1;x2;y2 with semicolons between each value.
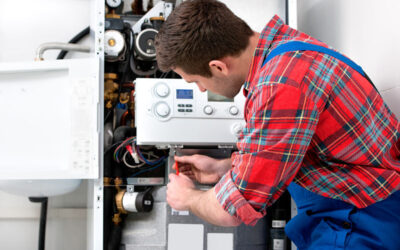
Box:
176;89;193;99
207;91;234;102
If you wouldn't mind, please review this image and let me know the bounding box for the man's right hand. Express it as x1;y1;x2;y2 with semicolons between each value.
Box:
174;154;231;184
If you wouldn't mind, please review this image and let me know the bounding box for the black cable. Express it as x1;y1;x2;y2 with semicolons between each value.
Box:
120;24;134;84
104;108;113;124
285;0;289;25
29;197;48;250
104;141;124;155
57;26;90;60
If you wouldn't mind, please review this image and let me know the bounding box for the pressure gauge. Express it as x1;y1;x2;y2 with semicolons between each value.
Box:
106;0;123;9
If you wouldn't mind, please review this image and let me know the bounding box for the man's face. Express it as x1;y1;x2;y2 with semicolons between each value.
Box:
173;67;242;99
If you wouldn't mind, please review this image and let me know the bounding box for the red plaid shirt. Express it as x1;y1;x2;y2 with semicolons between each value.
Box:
215;15;400;225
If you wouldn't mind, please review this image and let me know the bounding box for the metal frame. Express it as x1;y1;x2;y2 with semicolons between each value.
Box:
87;0;104;249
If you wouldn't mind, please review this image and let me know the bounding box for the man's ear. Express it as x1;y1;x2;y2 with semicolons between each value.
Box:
209;59;229;76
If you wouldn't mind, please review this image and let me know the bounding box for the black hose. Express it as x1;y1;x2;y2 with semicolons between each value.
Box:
113;126;136;143
57;26;90;59
29;197;48;250
103;187;115;249
107;223;123;250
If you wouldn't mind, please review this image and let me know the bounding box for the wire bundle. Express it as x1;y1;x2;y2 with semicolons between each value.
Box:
113;136;136;163
113;136;166;171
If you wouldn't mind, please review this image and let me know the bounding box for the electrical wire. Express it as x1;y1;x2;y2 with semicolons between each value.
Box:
159;71;168;78
122;145;163;168
113;136;167;170
113;136;136;162
130;161;165;177
104;140;123;155
136;146;166;165
122;150;146;168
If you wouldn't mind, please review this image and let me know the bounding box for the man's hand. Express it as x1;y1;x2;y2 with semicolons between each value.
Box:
166;173;241;227
174;154;231;184
167;173;198;211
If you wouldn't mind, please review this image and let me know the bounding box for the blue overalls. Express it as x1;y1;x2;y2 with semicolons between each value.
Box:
262;42;400;250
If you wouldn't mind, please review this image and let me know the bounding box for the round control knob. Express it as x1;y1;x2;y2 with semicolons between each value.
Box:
154;83;170;97
203;105;214;115
229;106;239;115
155;102;170;117
231;123;244;137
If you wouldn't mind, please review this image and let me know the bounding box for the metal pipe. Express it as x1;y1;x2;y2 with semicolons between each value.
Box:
57;26;90;60
35;42;90;61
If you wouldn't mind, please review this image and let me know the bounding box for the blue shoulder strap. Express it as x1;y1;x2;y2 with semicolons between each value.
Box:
261;41;380;92
262;41;365;77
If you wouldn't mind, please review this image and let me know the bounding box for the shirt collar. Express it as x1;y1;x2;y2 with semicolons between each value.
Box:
243;15;285;94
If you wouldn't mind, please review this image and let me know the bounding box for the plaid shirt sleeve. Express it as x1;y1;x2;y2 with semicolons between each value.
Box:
215;83;319;225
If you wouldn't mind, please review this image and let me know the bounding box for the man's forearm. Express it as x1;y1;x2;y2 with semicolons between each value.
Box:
188;187;241;227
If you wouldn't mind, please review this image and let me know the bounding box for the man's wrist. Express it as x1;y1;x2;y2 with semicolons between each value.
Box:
187;189;205;211
186;187;241;227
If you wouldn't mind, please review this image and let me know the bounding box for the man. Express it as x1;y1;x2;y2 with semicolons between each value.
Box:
155;0;400;249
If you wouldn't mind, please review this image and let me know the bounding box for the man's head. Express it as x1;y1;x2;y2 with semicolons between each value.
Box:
155;0;255;98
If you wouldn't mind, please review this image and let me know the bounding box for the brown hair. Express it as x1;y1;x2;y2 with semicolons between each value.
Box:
155;0;253;77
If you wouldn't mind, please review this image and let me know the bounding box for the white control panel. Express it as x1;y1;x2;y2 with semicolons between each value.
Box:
135;78;246;147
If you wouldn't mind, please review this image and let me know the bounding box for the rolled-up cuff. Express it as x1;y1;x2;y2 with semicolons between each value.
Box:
214;171;264;225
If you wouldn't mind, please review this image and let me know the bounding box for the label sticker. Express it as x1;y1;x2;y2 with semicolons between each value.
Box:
171;208;189;216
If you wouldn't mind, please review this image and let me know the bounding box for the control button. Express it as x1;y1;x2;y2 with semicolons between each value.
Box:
178;109;185;112
203;105;213;115
185;104;193;107
185;109;193;112
154;102;170;117
229;106;239;115
154;82;170;97
231;123;244;137
178;104;185;107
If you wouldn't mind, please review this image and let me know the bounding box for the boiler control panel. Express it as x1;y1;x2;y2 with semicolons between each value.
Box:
135;78;246;147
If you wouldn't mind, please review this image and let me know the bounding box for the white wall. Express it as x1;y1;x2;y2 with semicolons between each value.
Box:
297;0;400;117
0;0;91;62
220;0;286;32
